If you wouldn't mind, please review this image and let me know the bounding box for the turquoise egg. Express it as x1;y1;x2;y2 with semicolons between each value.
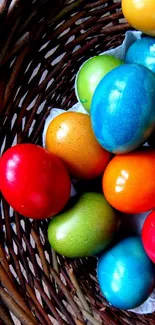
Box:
97;237;155;310
91;64;155;154
126;37;155;73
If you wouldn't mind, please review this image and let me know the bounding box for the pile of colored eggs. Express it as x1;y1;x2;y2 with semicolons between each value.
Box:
1;0;155;312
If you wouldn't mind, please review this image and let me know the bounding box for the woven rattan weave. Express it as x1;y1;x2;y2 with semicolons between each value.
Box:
0;1;154;324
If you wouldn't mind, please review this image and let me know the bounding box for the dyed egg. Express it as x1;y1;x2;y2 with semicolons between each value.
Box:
45;112;111;180
97;237;155;310
126;37;155;73
102;148;155;214
75;55;123;112
91;64;155;154
0;144;71;219
48;192;120;258
122;0;155;36
142;211;155;263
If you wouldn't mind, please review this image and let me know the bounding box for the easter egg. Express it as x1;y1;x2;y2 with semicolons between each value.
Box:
75;55;123;112
0;144;71;219
48;192;120;258
102;148;155;214
122;0;155;36
142;211;155;263
91;64;155;154
45;112;111;180
97;237;155;310
126;37;155;73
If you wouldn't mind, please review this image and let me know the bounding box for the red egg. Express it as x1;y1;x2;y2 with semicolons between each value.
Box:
0;144;71;219
142;210;155;263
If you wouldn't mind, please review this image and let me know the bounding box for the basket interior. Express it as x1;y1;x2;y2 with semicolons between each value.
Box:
0;1;155;325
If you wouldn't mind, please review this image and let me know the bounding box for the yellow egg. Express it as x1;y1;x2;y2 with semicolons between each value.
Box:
122;0;155;36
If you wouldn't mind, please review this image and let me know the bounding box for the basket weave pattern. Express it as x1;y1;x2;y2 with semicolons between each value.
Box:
0;1;154;324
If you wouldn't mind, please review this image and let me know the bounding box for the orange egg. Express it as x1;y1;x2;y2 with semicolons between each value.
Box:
122;0;155;36
102;148;155;214
45;112;111;179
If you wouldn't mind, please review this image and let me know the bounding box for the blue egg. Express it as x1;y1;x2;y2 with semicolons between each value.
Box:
91;64;155;154
126;37;155;73
97;237;155;310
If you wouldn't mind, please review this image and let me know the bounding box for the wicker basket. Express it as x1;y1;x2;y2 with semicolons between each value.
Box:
0;1;154;324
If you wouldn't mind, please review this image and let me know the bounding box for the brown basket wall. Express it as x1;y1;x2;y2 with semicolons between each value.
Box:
0;1;154;324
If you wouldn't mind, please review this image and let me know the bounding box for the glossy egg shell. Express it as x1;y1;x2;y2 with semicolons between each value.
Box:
75;55;123;112
48;192;120;258
0;144;71;219
142;211;155;263
97;237;155;310
45;112;111;180
122;0;155;36
102;148;155;214
91;64;155;154
126;37;155;73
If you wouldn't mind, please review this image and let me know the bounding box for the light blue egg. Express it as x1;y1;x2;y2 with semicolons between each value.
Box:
97;237;155;310
126;37;155;73
91;64;155;154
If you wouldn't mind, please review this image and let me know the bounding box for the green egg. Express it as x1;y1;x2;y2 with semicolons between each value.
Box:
75;55;124;113
48;192;120;258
